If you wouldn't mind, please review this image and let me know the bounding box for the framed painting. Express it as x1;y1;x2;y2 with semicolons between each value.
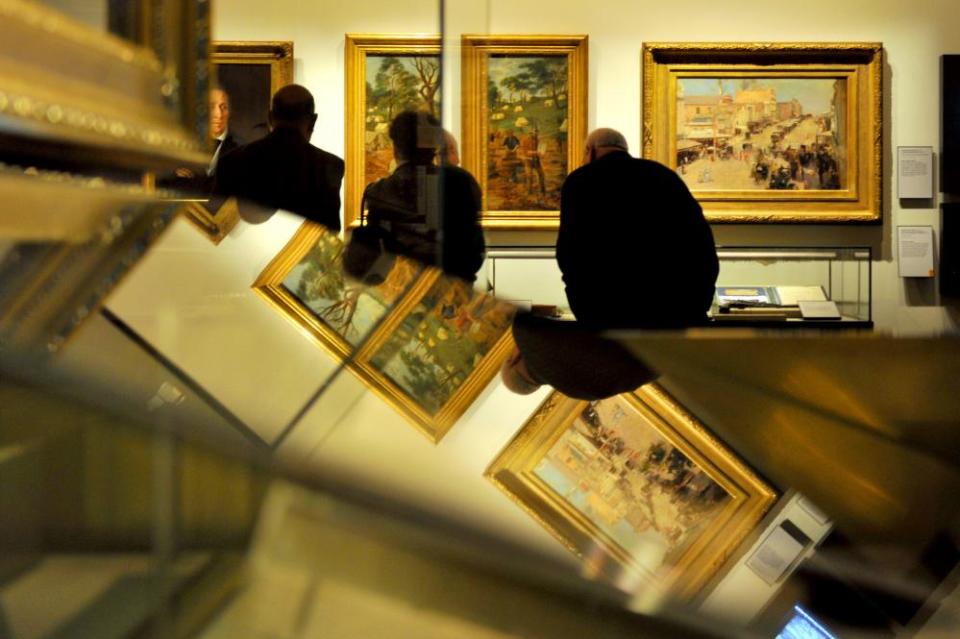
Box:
462;35;588;229
254;222;515;442
642;42;883;223
182;41;294;243
487;385;777;599
344;34;442;229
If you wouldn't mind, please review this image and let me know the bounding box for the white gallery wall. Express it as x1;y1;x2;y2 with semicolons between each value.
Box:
99;0;960;627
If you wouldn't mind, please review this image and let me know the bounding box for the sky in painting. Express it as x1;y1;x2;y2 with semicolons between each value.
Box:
679;78;839;115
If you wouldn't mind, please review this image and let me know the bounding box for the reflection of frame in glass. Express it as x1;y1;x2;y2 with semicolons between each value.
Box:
253;222;515;443
461;35;588;229
642;42;883;223
183;41;294;242
344;34;442;229
487;385;776;598
0;1;208;169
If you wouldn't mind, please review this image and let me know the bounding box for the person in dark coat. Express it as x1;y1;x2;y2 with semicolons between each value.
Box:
501;128;718;399
215;84;344;229
350;110;484;282
556;128;719;329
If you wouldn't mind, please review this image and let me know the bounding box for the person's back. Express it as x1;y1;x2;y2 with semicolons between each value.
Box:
356;111;484;283
557;130;718;329
215;84;344;230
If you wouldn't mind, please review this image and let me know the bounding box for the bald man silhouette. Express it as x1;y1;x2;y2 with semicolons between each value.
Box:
215;84;344;229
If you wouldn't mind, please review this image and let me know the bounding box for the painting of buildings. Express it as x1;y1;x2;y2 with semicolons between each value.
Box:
675;78;846;191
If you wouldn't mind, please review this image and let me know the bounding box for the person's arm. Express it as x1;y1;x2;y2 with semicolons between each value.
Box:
320;156;345;232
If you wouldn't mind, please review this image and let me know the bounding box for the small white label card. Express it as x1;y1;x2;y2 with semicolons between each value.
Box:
898;146;934;199
798;300;841;320
897;225;936;277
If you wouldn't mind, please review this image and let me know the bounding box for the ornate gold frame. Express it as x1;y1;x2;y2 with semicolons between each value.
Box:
343;34;442;229
183;41;295;243
461;35;588;230
0;0;207;168
253;222;514;443
642;42;883;223
487;385;777;599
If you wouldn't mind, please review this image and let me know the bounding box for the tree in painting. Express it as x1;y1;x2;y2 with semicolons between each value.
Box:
486;56;569;211
370;279;515;415
365;55;441;185
286;231;420;347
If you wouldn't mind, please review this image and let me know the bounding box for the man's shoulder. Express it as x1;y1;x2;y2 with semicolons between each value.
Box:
309;145;345;170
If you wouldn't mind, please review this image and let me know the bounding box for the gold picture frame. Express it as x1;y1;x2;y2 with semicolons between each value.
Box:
642;42;883;223
253;222;516;442
487;385;777;599
183;40;294;243
344;34;442;229
461;35;588;229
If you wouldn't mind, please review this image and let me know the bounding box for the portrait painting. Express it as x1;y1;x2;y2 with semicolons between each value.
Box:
462;35;588;229
182;41;294;243
488;386;776;598
254;222;514;443
643;43;882;222
345;35;441;228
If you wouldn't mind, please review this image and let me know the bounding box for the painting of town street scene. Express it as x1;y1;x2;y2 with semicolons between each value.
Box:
534;395;732;575
281;229;422;350
486;55;569;210
365;54;441;186
675;77;847;191
368;278;515;416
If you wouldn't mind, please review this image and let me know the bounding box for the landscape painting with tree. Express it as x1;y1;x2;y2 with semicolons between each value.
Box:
461;35;588;228
485;55;569;211
675;77;846;192
487;386;776;597
365;277;515;419
345;35;441;228
280;227;422;351
254;221;515;443
365;54;441;184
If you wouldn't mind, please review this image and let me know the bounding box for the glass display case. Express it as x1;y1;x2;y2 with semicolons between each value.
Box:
713;247;872;327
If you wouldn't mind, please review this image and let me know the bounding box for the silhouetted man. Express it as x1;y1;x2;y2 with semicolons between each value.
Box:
351;110;484;282
557;128;718;328
215;84;344;229
501;128;717;399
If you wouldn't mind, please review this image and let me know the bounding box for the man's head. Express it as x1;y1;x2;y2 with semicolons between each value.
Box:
582;128;629;165
441;129;460;166
389;110;442;165
500;347;542;395
209;88;230;138
269;84;318;140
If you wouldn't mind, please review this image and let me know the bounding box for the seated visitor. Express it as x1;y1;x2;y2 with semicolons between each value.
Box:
502;128;718;399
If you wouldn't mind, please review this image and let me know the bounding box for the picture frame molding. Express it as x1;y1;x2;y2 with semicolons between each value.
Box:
343;33;442;229
487;384;777;598
183;40;294;243
642;41;883;223
461;34;589;230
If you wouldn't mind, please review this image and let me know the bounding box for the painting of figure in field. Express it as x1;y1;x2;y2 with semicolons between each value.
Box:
534;396;731;575
369;279;515;415
486;55;569;210
675;78;847;192
365;54;441;185
282;229;421;348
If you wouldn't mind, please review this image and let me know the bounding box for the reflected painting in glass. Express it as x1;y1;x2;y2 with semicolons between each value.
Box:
487;385;776;598
255;223;514;442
